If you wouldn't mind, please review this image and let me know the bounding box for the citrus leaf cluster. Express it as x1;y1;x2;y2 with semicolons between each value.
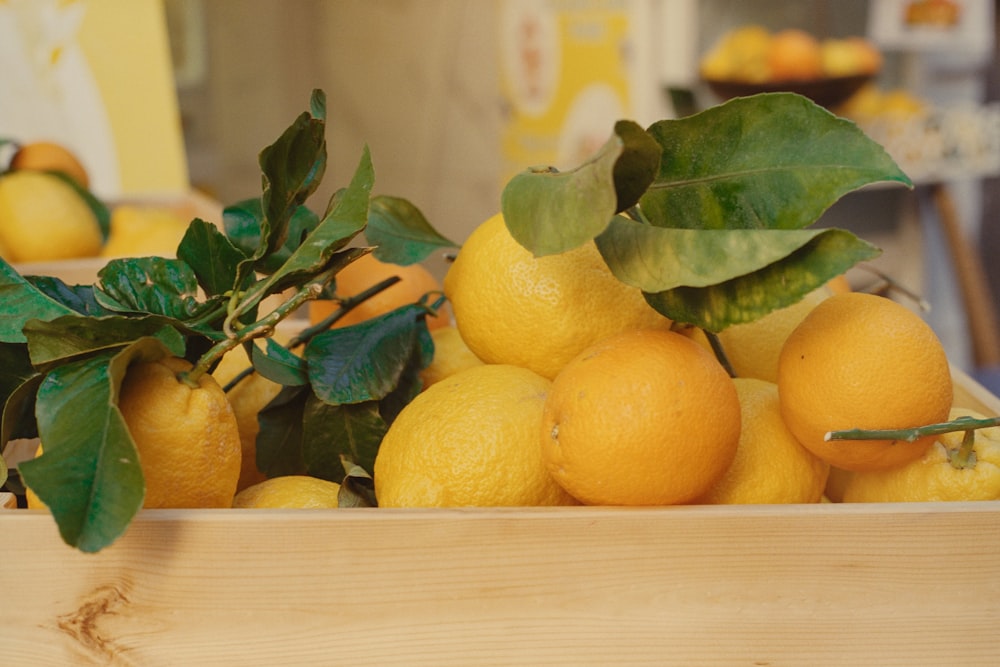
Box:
501;93;912;331
0;90;453;551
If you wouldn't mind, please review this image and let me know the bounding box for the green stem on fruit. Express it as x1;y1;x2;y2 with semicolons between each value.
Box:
948;429;979;470
826;415;1000;449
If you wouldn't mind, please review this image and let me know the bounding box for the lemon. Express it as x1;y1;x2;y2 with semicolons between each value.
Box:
0;170;103;263
374;363;578;507
233;475;342;508
101;204;190;258
419;325;484;388
443;213;671;379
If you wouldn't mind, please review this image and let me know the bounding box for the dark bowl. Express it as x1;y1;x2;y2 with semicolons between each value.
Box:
703;73;875;109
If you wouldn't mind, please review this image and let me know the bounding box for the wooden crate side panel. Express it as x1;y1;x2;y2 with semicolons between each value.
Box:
3;504;1000;667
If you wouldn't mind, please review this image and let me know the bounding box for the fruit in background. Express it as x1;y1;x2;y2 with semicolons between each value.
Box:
843;408;1000;502
9;140;90;189
540;329;741;506
777;292;954;472
418;325;484;389
905;0;961;27
767;29;824;81
233;476;342;508
443;213;672;380
838;85;927;120
0;170;103;263
697;378;829;505
820;37;883;78
699;24;772;83
101;204;190;258
308;252;450;330
374;364;578;508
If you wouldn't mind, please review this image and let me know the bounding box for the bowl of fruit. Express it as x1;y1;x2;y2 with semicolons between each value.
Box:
700;26;882;108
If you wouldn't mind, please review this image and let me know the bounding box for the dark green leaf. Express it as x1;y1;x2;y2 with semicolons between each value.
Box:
302;395;386;478
95;257;202;319
23;315;185;371
255;385;308;478
0;257;79;343
223;199;320;275
641;227;882;331
251;337;308;387
18;341;169;552
236;147;373;313
257;99;327;260
305;303;433;405
501;120;661;257
176;218;249;297
366;195;458;264
639;93;912;231
310;88;327;121
25;276;109;316
0;344;40;443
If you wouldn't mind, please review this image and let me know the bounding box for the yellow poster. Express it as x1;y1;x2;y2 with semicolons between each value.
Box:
498;0;637;186
0;0;189;199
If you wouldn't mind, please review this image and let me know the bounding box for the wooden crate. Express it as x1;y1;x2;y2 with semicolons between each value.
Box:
3;375;999;666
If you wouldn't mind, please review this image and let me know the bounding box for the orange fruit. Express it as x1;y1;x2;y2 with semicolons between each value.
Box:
540;328;741;506
697;378;829;505
842;408;1000;502
443;213;672;379
767;29;823;81
777;292;953;472
374;364;577;507
233;475;342;508
307;252;450;330
116;356;242;508
10;140;90;188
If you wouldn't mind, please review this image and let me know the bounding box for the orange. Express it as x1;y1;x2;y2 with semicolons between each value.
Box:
842;408;1000;502
767;29;823;81
374;364;577;507
777;292;953;472
443;213;672;380
117;356;242;508
697;378;829;505
540;328;741;505
308;252;450;330
10;140;90;188
233;475;342;508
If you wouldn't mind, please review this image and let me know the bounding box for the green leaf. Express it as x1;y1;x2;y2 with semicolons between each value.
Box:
222;199;319;275
366;195;458;265
0;344;40;443
338;462;377;507
251;338;308;387
0;257;79;343
640;227;882;331
176;218;249;298
18;341;170;552
595;215;878;291
302;395;386;478
255;385;308;478
23;315;185;371
305;303;433;405
257;95;328;260
25;276;109;316
501;119;661;257
234;147;374;315
639;93;912;231
95;257;202;319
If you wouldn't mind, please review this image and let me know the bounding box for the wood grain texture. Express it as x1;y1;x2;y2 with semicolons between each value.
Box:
3;366;999;666
3;503;1000;666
